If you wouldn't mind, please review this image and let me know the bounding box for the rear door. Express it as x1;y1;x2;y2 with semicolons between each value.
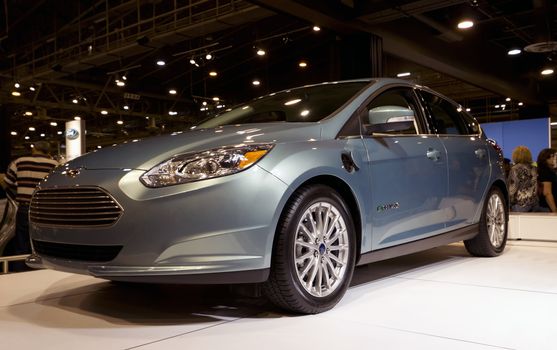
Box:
418;90;490;228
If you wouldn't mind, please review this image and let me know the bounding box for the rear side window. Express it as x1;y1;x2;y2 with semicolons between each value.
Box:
420;91;469;135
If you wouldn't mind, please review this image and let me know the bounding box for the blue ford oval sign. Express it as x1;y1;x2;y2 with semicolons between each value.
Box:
66;128;79;140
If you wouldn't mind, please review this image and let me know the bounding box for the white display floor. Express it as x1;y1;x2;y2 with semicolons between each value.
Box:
2;240;557;350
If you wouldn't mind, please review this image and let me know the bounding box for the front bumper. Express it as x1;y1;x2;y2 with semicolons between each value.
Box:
29;165;288;283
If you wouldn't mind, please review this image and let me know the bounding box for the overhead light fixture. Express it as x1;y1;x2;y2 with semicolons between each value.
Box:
508;49;521;55
168;89;177;95
495;105;500;108
101;110;108;115
168;111;178;115
313;26;321;32
57;131;63;135
24;111;33;116
299;61;308;68
97;145;102;149
14;82;20;88
29;127;36;131
256;49;266;56
11;91;21;97
216;105;224;109
457;20;474;29
466;108;471;112
25;136;30;140
10;131;17;136
123;105;129;110
518;102;524;106
212;97;220;101
189;58;197;65
156;60;166;66
202;101;208;106
397;72;411;77
40;133;45;137
117;120;124;125
252;80;261;86
116;80;125;87
505;97;511;101
206;53;213;60
209;71;218;77
29;86;36;91
122;75;127;80
50;122;57;126
541;68;554;75
74;116;81;120
72;98;78;104
300;110;310;117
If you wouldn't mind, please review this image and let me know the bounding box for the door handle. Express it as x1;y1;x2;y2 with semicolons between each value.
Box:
426;148;441;162
475;148;487;159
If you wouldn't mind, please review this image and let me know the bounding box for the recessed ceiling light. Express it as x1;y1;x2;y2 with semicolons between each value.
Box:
397;72;411;77
256;49;266;56
505;97;511;101
300;110;310;117
29;127;36;131
466;108;471;112
50;122;57;126
97;145;102;149
11;91;21;96
74;116;81;120
57;131;63;135
117;120;124;125
14;82;20;88
299;61;308;68
495;105;500;108
252;80;261;86
189;58;197;65
10;131;17;136
206;53;213;60
209;71;218;77
101;110;108;115
518;102;524;106
25;111;33;116
457;20;474;29
40;133;45;137
25;136;30;140
541;68;554;75
212;97;220;101
123;105;129;110
202;101;208;106
29;86;35;91
72;99;78;104
168;89;177;95
116;80;125;87
508;49;521;55
313;26;321;32
168;111;178;115
156;60;166;66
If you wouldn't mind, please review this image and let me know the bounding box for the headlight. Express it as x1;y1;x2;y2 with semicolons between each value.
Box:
140;144;274;187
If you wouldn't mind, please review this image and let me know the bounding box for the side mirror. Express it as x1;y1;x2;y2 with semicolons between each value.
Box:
366;106;416;135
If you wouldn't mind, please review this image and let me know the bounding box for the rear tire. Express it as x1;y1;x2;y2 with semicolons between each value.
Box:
263;184;356;314
465;186;508;257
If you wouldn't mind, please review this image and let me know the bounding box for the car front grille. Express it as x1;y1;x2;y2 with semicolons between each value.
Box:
30;187;123;227
33;240;122;262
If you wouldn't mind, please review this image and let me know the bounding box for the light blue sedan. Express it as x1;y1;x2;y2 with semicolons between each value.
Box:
28;78;508;314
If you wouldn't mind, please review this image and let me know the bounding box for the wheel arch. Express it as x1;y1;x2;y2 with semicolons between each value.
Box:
272;175;363;264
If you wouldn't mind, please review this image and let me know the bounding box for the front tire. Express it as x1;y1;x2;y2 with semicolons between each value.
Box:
465;186;508;257
263;184;356;314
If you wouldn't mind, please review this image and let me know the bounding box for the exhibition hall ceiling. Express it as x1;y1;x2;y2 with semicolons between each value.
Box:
0;0;556;150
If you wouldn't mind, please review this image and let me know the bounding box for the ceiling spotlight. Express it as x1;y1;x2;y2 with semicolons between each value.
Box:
29;127;36;131
466;108;471;112
156;60;166;66
11;131;17;136
116;80;125;87
252;80;261;86
206;53;213;60
25;136;30;140
123;105;129;110
256;49;266;56
97;145;102;149
202;101;208;106
74;116;81;120
14;82;20;88
457;20;474;29
397;72;411;77
11;91;21;97
40;133;45;137
101;110;108;115
189;58;197;65
541;68;554;75
495;105;500;108
24;111;33;116
209;71;218;77
50;122;57;126
299;61;308;68
29;86;36;91
72;98;78;104
122;75;127;80
213;97;220;101
117;120;124;125
57;131;63;135
313;26;321;32
168;89;177;95
518;102;524;106
168;111;178;115
508;49;521;55
505;97;511;101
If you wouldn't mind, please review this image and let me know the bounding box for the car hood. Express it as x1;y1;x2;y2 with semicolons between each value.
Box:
66;123;322;170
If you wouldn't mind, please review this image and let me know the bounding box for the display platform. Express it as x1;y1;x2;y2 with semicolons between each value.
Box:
2;240;557;350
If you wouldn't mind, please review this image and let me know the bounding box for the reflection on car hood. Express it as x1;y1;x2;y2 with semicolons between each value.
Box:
67;123;322;170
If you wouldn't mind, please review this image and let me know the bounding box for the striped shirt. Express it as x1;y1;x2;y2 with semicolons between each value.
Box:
4;154;59;204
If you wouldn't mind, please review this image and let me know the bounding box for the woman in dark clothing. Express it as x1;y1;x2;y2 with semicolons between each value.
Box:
537;148;557;213
508;146;541;212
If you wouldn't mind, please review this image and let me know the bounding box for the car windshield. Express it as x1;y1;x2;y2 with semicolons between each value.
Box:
197;81;369;128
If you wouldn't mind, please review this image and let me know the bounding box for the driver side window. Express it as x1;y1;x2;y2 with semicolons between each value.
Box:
361;88;420;136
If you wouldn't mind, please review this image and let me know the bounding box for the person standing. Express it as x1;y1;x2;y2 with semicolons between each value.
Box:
1;141;59;271
508;146;544;212
537;148;557;213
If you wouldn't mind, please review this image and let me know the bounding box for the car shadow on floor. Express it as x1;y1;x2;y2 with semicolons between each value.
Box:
11;243;472;327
